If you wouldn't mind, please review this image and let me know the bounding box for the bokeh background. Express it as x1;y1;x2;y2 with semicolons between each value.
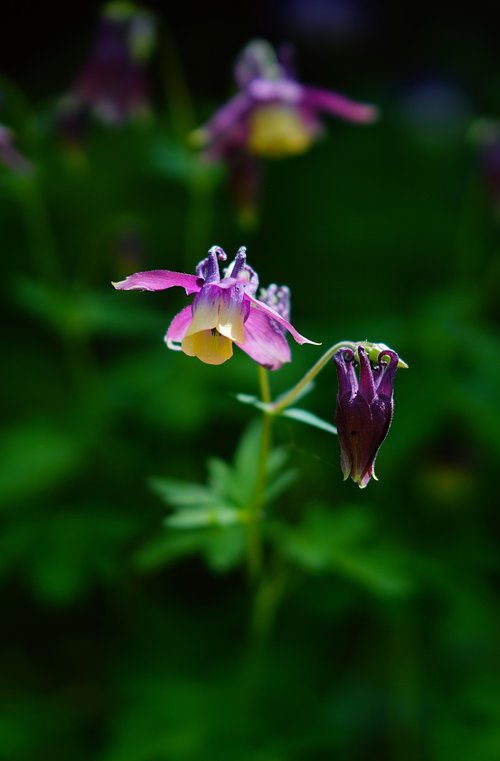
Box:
2;1;500;759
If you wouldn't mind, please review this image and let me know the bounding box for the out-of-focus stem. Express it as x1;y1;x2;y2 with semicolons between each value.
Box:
15;175;62;284
246;366;273;580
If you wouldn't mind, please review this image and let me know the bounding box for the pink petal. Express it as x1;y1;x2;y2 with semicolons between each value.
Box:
301;86;379;123
236;308;291;370
246;293;319;346
203;92;253;136
164;305;193;350
194;93;254;158
113;270;202;295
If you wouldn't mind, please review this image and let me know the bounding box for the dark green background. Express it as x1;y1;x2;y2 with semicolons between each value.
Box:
1;2;500;759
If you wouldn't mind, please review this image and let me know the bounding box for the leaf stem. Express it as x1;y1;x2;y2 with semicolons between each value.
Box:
271;341;356;415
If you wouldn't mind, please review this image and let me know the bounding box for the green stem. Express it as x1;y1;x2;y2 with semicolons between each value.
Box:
184;178;215;268
247;366;273;580
271;340;356;415
15;175;62;284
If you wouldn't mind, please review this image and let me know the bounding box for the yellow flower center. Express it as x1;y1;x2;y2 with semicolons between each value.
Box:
247;105;313;157
182;328;233;365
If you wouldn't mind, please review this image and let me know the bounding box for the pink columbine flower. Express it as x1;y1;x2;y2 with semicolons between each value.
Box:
113;246;318;369
334;346;399;488
193;39;379;161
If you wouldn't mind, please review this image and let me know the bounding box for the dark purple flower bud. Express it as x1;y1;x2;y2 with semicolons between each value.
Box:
61;2;155;132
334;345;399;488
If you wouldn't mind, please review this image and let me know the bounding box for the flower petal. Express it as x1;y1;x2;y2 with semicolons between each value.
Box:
246;293;319;346
334;349;357;400
375;350;399;397
300;86;379;123
112;269;201;295
357;396;394;488
217;284;246;343
165;305;192;350
358;346;377;403
185;285;221;336
182;330;233;365
336;392;370;482
192;92;254;158
185;284;247;344
235;308;291;370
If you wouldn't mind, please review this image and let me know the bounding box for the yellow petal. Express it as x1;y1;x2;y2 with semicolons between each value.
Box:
247;105;313;157
182;330;234;365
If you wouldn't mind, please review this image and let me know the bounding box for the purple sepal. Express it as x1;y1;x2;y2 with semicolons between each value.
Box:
300;86;379;123
164;305;192;349
248;293;319;346
236;308;291;370
112;269;202;295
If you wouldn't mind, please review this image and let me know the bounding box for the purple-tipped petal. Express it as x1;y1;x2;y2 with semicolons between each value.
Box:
358;346;376;402
112;269;202;294
301;86;379;123
235;308;291;370
165;305;192;350
334;348;357;400
356;396;394;487
195;246;226;280
247;293;319;346
195;93;254;150
375;350;399;397
336;392;373;484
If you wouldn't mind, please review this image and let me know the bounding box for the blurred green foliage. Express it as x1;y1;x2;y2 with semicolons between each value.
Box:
2;4;500;760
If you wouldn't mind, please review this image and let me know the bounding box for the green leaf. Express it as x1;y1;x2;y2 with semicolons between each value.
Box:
267;447;289;477
149;478;220;509
233;393;269;412
134;532;210;571
206;457;233;497
280;407;337;435
203;526;246;571
276;503;415;598
232;421;263;504
234;395;336;434
264;469;297;503
164;507;251;529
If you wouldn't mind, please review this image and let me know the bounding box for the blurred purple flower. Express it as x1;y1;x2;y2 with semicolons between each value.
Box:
334;345;398;488
470;118;500;214
60;1;155;132
0;124;31;173
194;39;378;162
113;245;317;368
